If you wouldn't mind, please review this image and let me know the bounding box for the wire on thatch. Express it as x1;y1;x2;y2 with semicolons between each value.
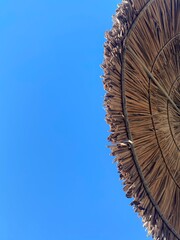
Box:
102;0;180;239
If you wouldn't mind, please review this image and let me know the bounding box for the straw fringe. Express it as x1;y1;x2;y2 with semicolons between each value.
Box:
102;0;180;239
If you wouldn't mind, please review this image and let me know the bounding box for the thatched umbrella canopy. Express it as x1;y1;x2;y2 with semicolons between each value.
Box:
102;0;180;239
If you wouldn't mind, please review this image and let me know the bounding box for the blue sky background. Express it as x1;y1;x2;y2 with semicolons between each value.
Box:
0;1;153;240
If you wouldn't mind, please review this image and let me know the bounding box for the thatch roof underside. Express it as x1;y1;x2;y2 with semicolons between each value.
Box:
102;0;180;239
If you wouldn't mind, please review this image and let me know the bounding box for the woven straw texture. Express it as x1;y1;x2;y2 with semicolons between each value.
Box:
102;0;180;239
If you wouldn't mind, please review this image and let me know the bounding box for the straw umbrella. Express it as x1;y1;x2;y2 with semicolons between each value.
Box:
102;0;180;239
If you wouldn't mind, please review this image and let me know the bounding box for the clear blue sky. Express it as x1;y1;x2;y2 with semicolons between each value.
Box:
0;1;152;240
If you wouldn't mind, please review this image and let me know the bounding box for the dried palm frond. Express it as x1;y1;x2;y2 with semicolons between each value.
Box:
102;0;180;239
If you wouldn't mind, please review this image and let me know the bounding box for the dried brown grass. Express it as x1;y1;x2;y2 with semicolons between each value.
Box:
102;0;180;239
